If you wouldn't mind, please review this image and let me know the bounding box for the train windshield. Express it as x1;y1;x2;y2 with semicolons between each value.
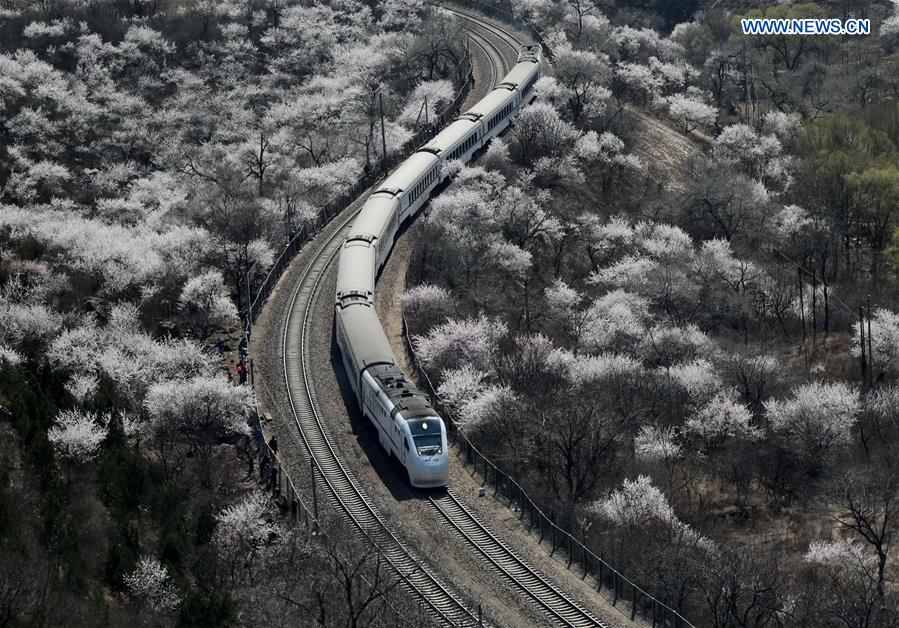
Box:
414;434;442;456
409;418;443;456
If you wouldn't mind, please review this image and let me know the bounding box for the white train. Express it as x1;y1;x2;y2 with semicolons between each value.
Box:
334;44;543;488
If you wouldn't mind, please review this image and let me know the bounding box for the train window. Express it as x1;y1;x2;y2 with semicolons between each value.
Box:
413;434;442;456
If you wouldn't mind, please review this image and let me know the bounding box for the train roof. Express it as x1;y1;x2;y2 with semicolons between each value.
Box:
421;118;478;156
336;241;375;302
464;89;515;119
500;61;539;90
376;152;440;193
367;363;436;420
348;195;397;241
336;303;395;370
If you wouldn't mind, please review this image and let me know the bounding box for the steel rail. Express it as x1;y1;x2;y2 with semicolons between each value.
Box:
448;5;523;57
430;492;607;628
280;207;480;627
466;29;504;88
431;11;609;628
278;10;606;628
275;10;521;625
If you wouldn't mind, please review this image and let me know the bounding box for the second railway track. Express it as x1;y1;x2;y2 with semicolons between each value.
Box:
430;491;606;627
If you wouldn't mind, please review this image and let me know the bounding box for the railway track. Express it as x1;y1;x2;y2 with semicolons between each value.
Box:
447;4;524;57
430;491;606;627
466;29;508;89
281;207;481;627
276;7;610;627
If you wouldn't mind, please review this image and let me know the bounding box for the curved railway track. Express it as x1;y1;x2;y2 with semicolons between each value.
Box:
448;5;524;57
431;491;606;627
276;7;608;627
281;207;479;626
466;29;506;89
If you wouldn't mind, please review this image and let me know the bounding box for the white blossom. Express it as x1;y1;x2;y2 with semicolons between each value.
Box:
487;239;532;276
641;324;715;368
0;344;23;365
48;310;215;403
124;556;181;614
402;283;453;318
480;137;512;171
805;539;877;575
852;308;899;374
762;111;801;142
458;385;516;431
882;9;899;36
594;475;714;552
512;101;581;163
65;373;99;402
23;19;73;39
566;352;644;387
634;425;681;463
685;393;760;451
397;80;454;128
668;359;724;404
765;382;860;461
666;94;716;132
47;409;109;462
0;299;64;349
145;376;253;438
413;315;507;373
771;204;812;244
595;475;676;527
213;491;282;570
179;270;239;336
437;365;487;410
864;386;899;425
582;289;650;351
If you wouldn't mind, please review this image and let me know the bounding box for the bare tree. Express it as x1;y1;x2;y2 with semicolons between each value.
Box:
835;470;899;598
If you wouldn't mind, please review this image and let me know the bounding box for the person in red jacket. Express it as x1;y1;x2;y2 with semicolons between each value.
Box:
236;361;247;385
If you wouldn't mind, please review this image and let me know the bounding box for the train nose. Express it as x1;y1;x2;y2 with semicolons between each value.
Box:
412;456;449;487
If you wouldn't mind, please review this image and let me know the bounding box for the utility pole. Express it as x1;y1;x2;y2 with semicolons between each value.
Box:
379;92;387;171
859;306;867;391
811;271;817;345
867;295;874;386
798;267;806;342
245;267;253;325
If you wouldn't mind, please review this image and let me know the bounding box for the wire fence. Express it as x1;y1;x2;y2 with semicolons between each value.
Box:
401;312;695;628
247;427;320;530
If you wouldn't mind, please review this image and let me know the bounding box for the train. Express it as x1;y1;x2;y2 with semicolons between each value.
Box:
334;44;543;488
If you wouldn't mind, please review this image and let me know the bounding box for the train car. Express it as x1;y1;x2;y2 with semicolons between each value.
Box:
334;302;448;487
375;152;442;224
333;44;543;489
361;365;448;488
